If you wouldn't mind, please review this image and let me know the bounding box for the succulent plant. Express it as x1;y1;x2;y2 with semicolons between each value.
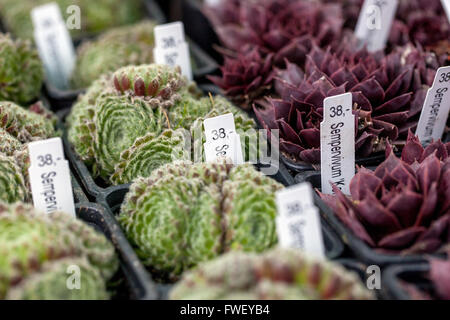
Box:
118;160;283;280
204;0;343;65
5;257;109;300
0;101;57;143
254;43;439;164
208;48;275;109
170;248;374;300
0;0;144;40
67;64;257;185
319;133;450;255
71;20;157;88
206;0;345;107
0;202;118;299
0;33;43;105
390;0;450;55
0;154;28;203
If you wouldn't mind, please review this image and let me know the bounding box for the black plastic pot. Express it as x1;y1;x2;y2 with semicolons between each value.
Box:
44;0;217;110
382;263;431;300
295;171;447;266
181;0;223;63
75;202;158;300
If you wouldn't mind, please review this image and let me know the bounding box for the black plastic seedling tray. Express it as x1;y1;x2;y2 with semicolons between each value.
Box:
96;166;345;262
381;263;431;300
75;202;157;300
295;171;447;266
43;0;217;110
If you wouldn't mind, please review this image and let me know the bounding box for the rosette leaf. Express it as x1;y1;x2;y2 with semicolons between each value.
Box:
118;161;283;280
170;248;374;300
112;64;187;108
319;133;450;254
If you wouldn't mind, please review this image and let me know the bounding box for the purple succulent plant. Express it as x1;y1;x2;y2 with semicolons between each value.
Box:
253;43;439;164
204;0;344;67
319;132;450;255
208;48;274;109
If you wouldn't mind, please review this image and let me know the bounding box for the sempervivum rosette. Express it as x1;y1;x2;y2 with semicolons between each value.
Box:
254;43;439;164
0;202;118;300
208;49;274;109
71;20;156;89
204;0;343;63
319;133;450;255
170;248;374;300
68;63;258;185
206;0;344;107
390;0;450;60
0;33;43;105
0;101;57;203
118;160;283;281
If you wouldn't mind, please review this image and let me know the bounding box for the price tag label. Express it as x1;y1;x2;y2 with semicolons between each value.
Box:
320;93;355;195
275;183;325;259
442;0;450;23
203;113;243;164
28;137;75;217
153;22;192;80
354;0;398;52
31;2;75;90
416;67;450;145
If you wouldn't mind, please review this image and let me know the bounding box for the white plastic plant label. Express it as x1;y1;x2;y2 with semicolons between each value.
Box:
442;0;450;22
28;137;76;217
354;0;398;52
31;2;76;90
275;183;325;259
416;66;450;145
320;93;355;195
203;113;243;164
153;22;193;80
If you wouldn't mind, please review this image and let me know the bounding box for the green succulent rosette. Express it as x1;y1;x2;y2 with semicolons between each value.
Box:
170;249;374;300
110;129;190;185
0;154;28;203
0;33;43;105
71;20;156;88
0;100;57;203
68;63;258;186
5;257;108;300
0;202;118;299
93;95;164;179
118;160;283;280
0;0;144;40
0;101;56;143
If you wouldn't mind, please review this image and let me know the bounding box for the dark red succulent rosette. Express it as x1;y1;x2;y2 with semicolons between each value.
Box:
390;0;450;54
208;49;274;110
204;0;343;65
319;132;450;256
205;0;344;108
253;43;439;165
